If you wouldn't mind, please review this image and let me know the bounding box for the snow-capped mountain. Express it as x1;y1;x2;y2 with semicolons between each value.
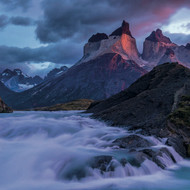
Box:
0;69;43;92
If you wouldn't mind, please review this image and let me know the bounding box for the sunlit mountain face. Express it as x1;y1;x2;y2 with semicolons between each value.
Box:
0;0;189;77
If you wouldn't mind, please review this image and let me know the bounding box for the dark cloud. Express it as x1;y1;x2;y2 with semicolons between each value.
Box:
0;0;31;11
36;0;190;43
0;41;82;66
9;16;34;26
0;15;9;28
0;15;35;28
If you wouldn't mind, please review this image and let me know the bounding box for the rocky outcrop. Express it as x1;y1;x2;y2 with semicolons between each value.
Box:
146;29;171;43
87;62;190;157
77;20;142;66
142;30;190;70
0;97;13;113
112;135;153;149
142;29;177;69
88;33;108;42
157;48;178;65
110;20;133;38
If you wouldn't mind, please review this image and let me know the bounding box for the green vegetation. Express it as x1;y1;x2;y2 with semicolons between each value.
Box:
34;99;94;111
169;96;190;126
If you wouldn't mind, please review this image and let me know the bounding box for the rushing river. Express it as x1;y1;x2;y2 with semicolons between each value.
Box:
0;111;190;190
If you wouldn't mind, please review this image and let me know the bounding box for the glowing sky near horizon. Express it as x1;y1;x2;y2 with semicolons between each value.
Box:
162;8;190;35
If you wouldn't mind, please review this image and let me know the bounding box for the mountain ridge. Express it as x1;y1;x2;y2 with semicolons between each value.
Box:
2;20;190;109
0;69;43;92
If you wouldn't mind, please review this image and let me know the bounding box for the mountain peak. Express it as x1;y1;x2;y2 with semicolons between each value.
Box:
13;69;22;75
146;29;171;43
110;20;133;38
155;28;162;35
88;33;108;43
2;69;13;75
186;43;190;50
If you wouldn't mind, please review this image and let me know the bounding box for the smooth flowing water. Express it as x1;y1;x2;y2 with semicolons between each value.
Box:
0;111;189;190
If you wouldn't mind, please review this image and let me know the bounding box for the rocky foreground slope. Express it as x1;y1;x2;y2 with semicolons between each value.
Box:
87;62;190;157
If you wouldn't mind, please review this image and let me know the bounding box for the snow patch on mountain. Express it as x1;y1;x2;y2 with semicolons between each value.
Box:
0;69;43;92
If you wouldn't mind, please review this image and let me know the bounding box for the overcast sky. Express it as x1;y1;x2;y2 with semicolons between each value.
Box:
0;0;190;77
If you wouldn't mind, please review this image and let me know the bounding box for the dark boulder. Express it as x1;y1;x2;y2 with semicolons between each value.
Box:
113;135;153;149
89;155;113;172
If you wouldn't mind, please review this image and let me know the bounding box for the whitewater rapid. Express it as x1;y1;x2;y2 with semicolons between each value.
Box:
0;111;189;190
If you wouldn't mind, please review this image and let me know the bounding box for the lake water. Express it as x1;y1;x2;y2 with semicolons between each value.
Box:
0;111;189;190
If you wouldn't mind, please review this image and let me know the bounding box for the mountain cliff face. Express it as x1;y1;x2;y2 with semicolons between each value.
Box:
142;29;190;70
77;20;142;66
87;62;190;157
0;69;43;92
142;29;177;69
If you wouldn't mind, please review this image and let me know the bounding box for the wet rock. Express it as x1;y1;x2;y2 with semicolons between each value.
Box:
57;166;87;180
166;136;187;157
140;147;176;169
89;155;113;172
113;135;153;149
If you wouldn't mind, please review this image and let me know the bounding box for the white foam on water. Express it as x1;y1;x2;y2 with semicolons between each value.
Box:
0;111;187;190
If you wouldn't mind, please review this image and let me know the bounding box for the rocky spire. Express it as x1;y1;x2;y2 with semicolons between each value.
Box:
110;20;133;38
146;29;172;43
